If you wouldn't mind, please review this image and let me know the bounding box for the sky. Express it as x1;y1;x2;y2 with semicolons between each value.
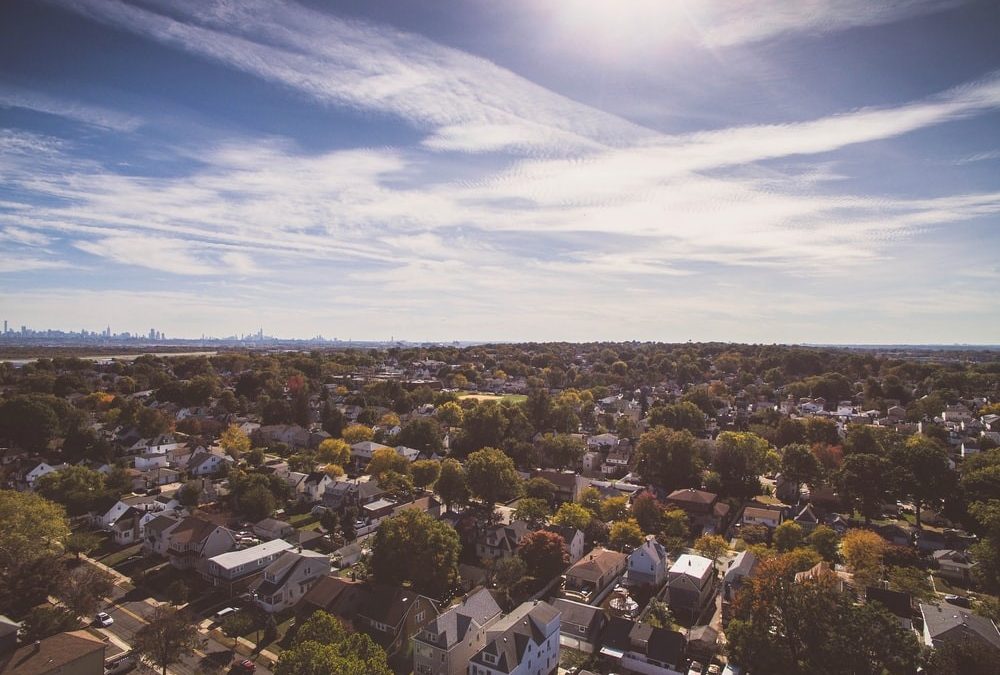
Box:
1;0;999;344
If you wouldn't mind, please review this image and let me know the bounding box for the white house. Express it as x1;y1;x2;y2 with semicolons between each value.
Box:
187;450;233;477
250;549;331;613
741;505;783;530
303;472;334;502
666;554;716;621
204;539;295;591
626;536;669;587
135;453;168;471
545;525;586;565
468;601;561;675
24;462;64;490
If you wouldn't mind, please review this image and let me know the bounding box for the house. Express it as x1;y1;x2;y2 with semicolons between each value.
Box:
530;470;581;503
686;624;720;664
252;518;295;541
600;617;686;675
662;489;729;535
602;448;631;477
0;630;106;675
793;503;820;532
919;602;1000;654
544;525;586;564
204;539;295;593
916;529;949;554
350;441;393;470
250;549;331;613
143;512;183;556
552;598;606;653
740;504;783;530
134;452;168;471
109;506;143;545
186;450;232;477
722;550;758;603
256;424;312;449
666;554;716;622
563;548;627;603
587;433;619;450
468;600;561;675
866;587;913;631
165;515;237;570
0;615;18;654
395;445;421;462
626;536;669;587
581;451;601;473
413;588;503;675
300;576;439;657
21;461;64;490
332;541;364;568
477;520;531;560
391;495;444;520
794;561;853;592
302;472;334;502
322;478;387;510
933;549;976;583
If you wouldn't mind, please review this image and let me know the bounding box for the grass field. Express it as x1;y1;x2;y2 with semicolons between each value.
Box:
458;393;528;404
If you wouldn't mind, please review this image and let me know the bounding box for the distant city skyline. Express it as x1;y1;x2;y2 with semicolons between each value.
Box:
2;1;1000;343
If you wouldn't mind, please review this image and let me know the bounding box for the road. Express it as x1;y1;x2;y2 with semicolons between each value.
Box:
98;584;274;675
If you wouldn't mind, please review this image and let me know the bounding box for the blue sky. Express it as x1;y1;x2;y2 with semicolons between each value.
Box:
1;0;999;343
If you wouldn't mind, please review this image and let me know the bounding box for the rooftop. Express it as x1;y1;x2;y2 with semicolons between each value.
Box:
669;553;713;579
209;539;293;570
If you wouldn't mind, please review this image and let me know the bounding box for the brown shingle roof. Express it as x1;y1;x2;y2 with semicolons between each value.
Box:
0;630;105;675
567;548;627;583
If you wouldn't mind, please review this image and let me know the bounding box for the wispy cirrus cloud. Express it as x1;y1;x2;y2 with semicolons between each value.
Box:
0;84;141;131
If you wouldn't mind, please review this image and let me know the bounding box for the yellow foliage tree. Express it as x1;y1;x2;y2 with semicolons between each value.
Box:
342;424;374;445
220;424;251;458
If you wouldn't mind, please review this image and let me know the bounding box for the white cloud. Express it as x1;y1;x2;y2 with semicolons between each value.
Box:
0;84;141;131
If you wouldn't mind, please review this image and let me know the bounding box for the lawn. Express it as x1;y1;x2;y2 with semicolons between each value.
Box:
97;542;142;568
458;393;528;404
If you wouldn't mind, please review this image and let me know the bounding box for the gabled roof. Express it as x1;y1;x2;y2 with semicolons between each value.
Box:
920;602;1000;651
567;548;627;582
646;627;686;665
725;550;758;583
209;539;293;571
170;516;227;546
417;588;501;650
0;630;105;675
866;587;912;619
552;598;603;630
665;488;717;505
472;601;559;673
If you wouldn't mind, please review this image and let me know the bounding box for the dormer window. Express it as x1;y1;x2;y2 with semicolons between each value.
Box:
483;652;498;665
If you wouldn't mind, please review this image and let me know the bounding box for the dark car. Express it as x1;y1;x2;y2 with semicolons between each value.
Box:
230;659;257;673
944;594;971;608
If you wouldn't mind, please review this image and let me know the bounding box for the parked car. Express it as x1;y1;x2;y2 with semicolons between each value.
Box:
688;662;704;675
214;607;238;621
707;665;722;675
105;651;137;674
944;594;971;608
95;612;114;627
230;659;256;672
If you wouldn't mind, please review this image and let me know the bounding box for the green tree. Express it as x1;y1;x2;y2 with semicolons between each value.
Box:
600;496;630;522
465;447;522;505
773;521;804;553
493;556;527;609
0;490;70;616
890;435;954;529
552;502;593;531
646;599;674;629
836;454;892;524
780;443;822;493
342;424;374;445
371;509;460;598
514;498;551;527
396;418;443;454
518;530;568;581
0;395;60;450
295;610;349;645
177;480;202;508
634;427;700;491
609;518;644;551
21;606;79;642
435;401;464;427
65;531;102;560
434;458;469;510
694;534;728;569
133;606;198;675
631;492;662;534
538;433;585;470
35;466;106;516
317;438;351;466
660;508;689;538
366;446;409;479
220;612;254;650
58;565;114;617
411;459;441;489
166;579;189;605
524;477;557;506
239;484;277;522
713;431;770;499
806;524;839;561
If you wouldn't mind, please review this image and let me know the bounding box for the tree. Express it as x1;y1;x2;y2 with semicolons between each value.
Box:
841;528;887;587
600;496;631;523
221;612;254;649
465;447;521;506
220;424;251;458
887;566;934;601
806;524;839;561
366;446;409;479
371;509;460;598
0;490;70;615
648;401;706;435
538;433;585;470
435;401;464;427
21;606;79;641
660;508;689;538
317;438;351;466
552;502;593;531
836;454;892;524
65;531;102;559
740;524;770;546
713;431;770;499
239;484;277;522
890;435;953;529
133;606;198;675
923;636;997;675
493;556;527;609
0;395;60;450
411;459;441;489
177;480;202;508
579;487;603;516
634;427;700;491
35;466;106;516
646;599;674;629
773;521;804;553
631;492;662;534
58;565;114;617
518;530;568;581
342;424;374;445
277;612;392;675
166;579;189;605
780;443;822;494
396;418;443;454
694;534;728;569
514;498;551;527
524;477;557;506
435;459;469;510
609;518;644;551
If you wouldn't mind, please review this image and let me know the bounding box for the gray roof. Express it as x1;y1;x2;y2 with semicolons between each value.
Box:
920;603;1000;651
552;598;603;630
209;539;293;571
471;601;560;673
417;588;502;650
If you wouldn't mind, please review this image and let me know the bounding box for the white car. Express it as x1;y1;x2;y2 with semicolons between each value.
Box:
95;612;114;627
688;662;704;675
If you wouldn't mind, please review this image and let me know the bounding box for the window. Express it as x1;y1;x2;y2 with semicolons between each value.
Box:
415;610;426;623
